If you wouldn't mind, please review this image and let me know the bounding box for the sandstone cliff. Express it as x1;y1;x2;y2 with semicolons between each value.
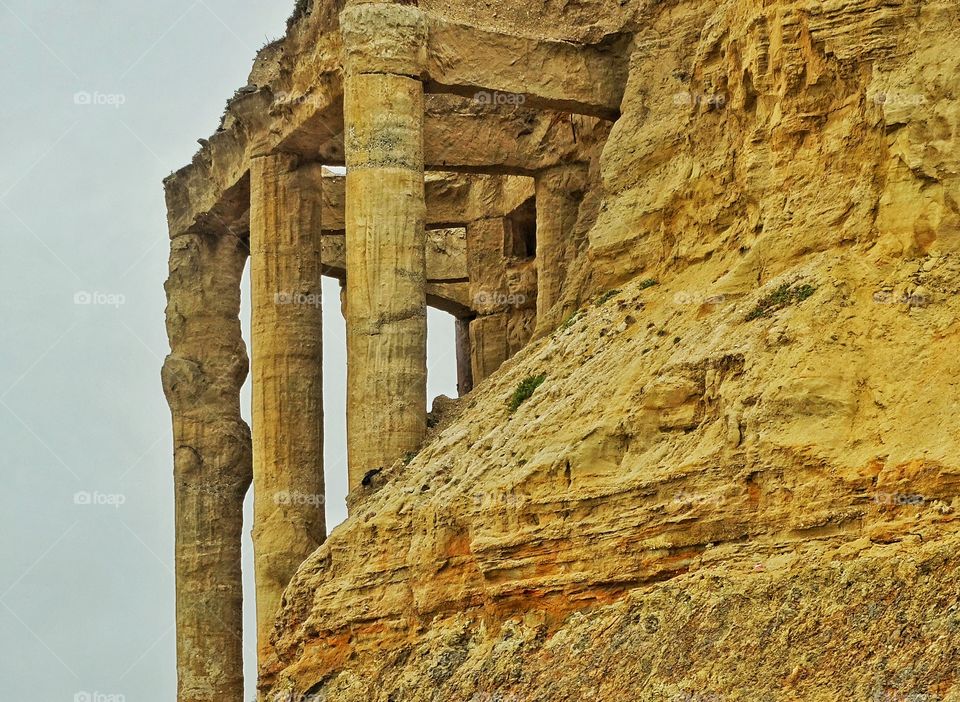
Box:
245;0;958;699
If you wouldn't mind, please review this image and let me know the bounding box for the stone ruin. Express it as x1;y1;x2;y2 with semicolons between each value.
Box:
161;1;629;699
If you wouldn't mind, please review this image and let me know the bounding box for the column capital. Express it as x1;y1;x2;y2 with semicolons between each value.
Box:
340;2;427;78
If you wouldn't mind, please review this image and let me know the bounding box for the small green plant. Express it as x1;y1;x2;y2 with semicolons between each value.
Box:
746;282;817;321
558;310;585;331
638;278;659;291
287;0;311;28
508;374;546;413
594;289;622;306
403;452;417;465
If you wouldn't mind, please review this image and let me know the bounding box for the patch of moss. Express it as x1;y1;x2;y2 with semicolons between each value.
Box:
508;374;547;413
746;282;817;321
594;289;622;306
638;278;659;291
558;310;585;332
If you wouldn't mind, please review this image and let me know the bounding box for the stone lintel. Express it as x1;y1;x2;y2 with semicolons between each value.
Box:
165;101;598;243
424;18;629;120
319;172;534;231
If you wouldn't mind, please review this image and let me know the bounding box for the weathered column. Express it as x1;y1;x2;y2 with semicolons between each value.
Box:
342;2;428;492
249;154;326;672
465;216;537;385
162;231;250;702
534;163;589;332
466;217;510;382
455;318;474;396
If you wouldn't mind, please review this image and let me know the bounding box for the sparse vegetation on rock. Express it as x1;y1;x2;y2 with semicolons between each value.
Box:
508;374;546;413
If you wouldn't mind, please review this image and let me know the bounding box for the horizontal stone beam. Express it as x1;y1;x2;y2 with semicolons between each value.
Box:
423;97;606;175
425;19;630;120
319;172;533;231
319;259;472;318
320;228;468;283
164;82;344;241
165;95;601;241
427;283;474;318
288;97;605;176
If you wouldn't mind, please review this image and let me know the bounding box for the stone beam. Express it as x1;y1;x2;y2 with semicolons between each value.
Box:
165;101;600;244
423;98;604;176
162;230;250;702
286;99;602;176
427;283;474;318
320;228;468;283
342;1;429;493
164;81;344;241
249;154;326;677
319;172;534;231
424;19;629;120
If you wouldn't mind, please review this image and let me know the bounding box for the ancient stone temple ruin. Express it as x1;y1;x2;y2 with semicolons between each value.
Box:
162;2;627;699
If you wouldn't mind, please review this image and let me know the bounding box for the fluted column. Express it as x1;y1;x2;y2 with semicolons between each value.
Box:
162;231;250;702
534;163;589;332
342;1;428;492
250;154;326;672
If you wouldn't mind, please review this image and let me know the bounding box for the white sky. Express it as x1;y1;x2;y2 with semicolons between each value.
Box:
0;2;458;700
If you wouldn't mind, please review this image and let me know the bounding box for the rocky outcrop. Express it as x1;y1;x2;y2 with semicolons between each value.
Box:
271;250;960;701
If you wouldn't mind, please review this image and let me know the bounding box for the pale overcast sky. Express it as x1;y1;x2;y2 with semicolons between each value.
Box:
1;2;458;700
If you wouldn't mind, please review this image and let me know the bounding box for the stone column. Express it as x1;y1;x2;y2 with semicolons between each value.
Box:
341;2;428;492
455;318;474;396
466;217;510;383
249;154;326;670
162;231;250;702
465;216;537;385
534;163;589;332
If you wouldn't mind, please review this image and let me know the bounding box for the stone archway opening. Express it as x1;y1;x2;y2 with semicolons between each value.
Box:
426;306;461;409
